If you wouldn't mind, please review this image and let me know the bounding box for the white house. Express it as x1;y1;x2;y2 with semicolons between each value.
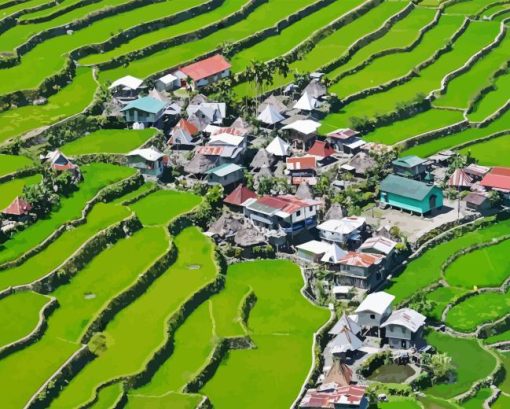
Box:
381;308;426;349
354;291;395;334
317;216;366;245
126;147;165;177
155;73;180;92
109;75;144;99
266;136;290;157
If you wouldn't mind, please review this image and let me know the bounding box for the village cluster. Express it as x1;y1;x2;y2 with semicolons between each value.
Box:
3;53;509;409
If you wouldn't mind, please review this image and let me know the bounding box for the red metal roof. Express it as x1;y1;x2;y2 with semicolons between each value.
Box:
224;184;257;206
176;119;199;136
180;54;231;81
2;196;32;216
256;195;319;214
448;169;472;188
327;128;359;140
340;251;384;268
307;140;335;158
300;386;366;408
481;167;510;191
196;146;224;156
211;127;247;137
287;156;317;171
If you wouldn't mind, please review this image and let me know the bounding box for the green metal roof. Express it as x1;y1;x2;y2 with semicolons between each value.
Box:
392;155;426;168
381;174;438;201
121;96;167;114
205;163;243;177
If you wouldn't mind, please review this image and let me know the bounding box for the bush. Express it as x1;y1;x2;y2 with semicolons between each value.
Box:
252;245;275;259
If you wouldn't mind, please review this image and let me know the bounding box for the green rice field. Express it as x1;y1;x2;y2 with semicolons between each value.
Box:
460;134;510;166
0;154;34;178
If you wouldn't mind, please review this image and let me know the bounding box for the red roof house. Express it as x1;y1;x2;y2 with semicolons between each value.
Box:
481;167;510;192
2;196;32;217
307;140;335;159
176;119;199;136
340;252;384;268
224;184;257;207
448;169;472;188
179;54;231;88
286;156;317;171
300;385;367;409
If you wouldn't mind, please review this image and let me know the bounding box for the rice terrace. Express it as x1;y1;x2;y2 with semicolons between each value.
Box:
1;0;510;408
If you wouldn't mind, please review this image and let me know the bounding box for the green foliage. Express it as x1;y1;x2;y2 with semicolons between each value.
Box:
252;245;275;259
23;182;59;218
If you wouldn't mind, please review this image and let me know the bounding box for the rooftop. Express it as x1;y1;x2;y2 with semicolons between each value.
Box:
287;156;317;171
245;194;320;216
2;196;32;216
205;163;243;177
180;54;231;81
223;184;257;207
339;251;384;268
121;96;167;114
355;291;394;315
481;167;510;191
307;140;335;158
381;174;439;201
392;155;426;168
359;236;397;255
381;308;426;333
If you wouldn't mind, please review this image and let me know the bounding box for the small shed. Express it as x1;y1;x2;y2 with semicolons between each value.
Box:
250;148;276;170
205;163;244;187
464;192;492;212
2;196;32;220
155;73;180;92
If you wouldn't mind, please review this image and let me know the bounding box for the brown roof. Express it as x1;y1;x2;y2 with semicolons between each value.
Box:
287;156;317;171
481;167;510;191
465;192;489;206
340;251;384;268
323;359;352;387
224;184;257;206
176;119;199;136
2;196;32;216
307;140;335;158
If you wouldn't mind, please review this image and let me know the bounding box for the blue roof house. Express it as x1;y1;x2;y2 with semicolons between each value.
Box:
380;174;443;215
121;96;167;125
392;155;428;180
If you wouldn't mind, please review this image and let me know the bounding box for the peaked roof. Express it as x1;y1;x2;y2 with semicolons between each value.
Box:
381;174;439;201
266;136;290;157
330;325;363;354
257;104;285;125
340;251;384;268
348;152;376;175
231;116;251;130
480;167;510;191
259;94;287;113
392;155;426;168
325;203;345;220
45;149;76;170
294;91;317;111
327;128;359;140
2;196;32;216
304;79;327;98
307;140;335;158
121;96;167;114
355;291;394;315
180;54;231;81
381;308;426;333
250;148;275;169
296;181;314;200
359;236;397;255
282;119;321;135
109;75;143;90
329;312;362;336
323;359;353;388
176;118;199;136
321;243;347;264
127;147;164;161
224;184;257;207
448;168;473;188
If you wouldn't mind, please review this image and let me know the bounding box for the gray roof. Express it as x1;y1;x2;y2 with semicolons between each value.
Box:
325;203;345;220
295;182;313;200
250;149;275;169
184;154;218;175
381;174;439;201
208;213;244;237
304;79;327;99
348;152;377;175
234;227;266;247
392;155;426;168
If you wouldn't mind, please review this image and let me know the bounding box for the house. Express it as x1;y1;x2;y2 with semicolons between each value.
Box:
337;252;385;291
187;102;226;125
287;156;317;185
257;104;285;126
294;91;319;112
296;240;332;263
296;181;314;200
121;96;167;126
223;184;257;209
464;163;490;181
250;148;276;170
282;119;321;150
2;196;32;220
205;163;244;187
329;313;361;337
304;79;327;99
317;217;366;246
307;140;335;162
184;153;218;176
243;195;321;236
347;152;376;176
480;167;510;199
448;168;473;189
464;192;492;212
195;144;244;165
258;94;288;114
109;75;143;99
359;236;397;268
300;386;368;409
321;243;348;266
355;291;394;334
326;129;364;154
322;359;353;388
43;150;77;171
155;73;180;92
178;54;231;89
392;155;428;180
168;119;200;147
266;136;291;157
126;147;165;177
380;308;426;349
380;174;443;215
329;325;363;355
209;133;247;150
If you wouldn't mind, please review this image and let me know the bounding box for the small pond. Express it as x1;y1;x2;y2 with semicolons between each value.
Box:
367;363;416;383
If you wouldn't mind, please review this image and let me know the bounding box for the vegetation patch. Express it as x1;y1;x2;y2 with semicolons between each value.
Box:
0;154;34;178
0;173;41;209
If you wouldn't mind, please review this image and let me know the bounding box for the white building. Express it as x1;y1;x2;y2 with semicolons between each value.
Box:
381;308;426;349
354;291;395;333
317;216;366;245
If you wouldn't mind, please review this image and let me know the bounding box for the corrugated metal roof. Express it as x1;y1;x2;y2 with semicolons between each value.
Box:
381;174;438;201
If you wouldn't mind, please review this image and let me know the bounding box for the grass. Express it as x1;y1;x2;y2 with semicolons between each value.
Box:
93;383;124;409
467;69;510;122
60;128;157;156
129;189;201;226
425;286;466;322
403;109;510;157
200;260;329;409
433;33;510;110
461;387;492;409
0;163;135;264
111;182;156;205
417;395;461;409
320;19;500;134
50;227;217;408
445;0;501;16
492;394;510;409
444;238;510;288
425;331;496;399
484;329;510;345
235;0;406;97
100;0;320;83
460;134;510;166
126;393;203;409
0;154;34;177
0;227;169;409
378;397;422;409
497;352;510;394
0;68;96;145
0;291;50;348
0;203;130;291
363;108;465;144
79;0;247;66
446;290;510;332
386;218;510;303
0;173;41;209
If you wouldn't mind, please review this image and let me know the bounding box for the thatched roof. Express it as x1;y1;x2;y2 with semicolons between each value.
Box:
231;116;253;132
325;203;345;220
208;213;244;238
296;182;313;200
250;149;275;170
323;359;353;388
274;161;286;178
348;152;377;175
184;153;218;175
258;95;288;114
189;94;210;105
304;79;327;99
234;227;266;247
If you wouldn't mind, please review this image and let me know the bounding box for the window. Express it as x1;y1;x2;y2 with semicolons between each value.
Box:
309;206;313;211
296;210;301;217
370;314;375;319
